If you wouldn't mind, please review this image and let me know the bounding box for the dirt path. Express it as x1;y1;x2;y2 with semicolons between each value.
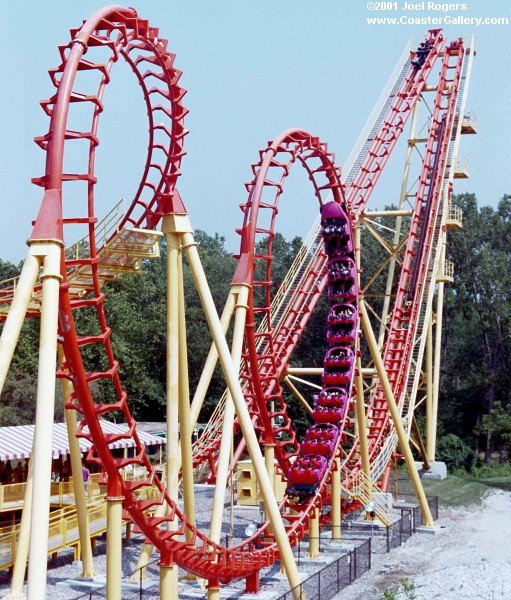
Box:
335;489;511;599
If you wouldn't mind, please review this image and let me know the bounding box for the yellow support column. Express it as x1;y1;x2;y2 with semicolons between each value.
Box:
331;458;341;542
425;318;435;463
431;257;446;462
264;443;276;494
132;213;198;581
1;252;41;597
59;348;96;578
207;580;220;600
355;355;372;499
106;488;123;600
190;292;237;426
354;226;372;499
209;285;249;548
163;221;181;593
264;442;276;534
0;254;40;394
7;447;34;600
359;299;435;527
177;248;197;555
27;243;62;600
160;562;179;600
182;231;302;596
308;507;320;558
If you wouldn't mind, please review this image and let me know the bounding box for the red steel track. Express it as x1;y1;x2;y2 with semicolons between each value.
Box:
28;5;281;583
6;4;467;586
198;30;452;483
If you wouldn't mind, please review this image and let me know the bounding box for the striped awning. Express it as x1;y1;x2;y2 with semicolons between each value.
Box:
0;420;166;462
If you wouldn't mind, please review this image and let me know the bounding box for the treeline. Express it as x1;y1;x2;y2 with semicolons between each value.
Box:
0;194;510;463
441;193;511;463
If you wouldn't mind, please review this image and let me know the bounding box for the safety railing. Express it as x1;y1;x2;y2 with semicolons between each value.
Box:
65;198;125;261
343;40;411;180
0;475;104;511
47;502;107;550
0;482;26;508
0;465;161;510
454;155;470;175
442;259;455;280
461;110;478;131
0;476;163;572
0;496;107;571
342;470;393;527
0;199;126;294
448;202;463;224
436;258;455;283
277;538;371;600
0;275;21;295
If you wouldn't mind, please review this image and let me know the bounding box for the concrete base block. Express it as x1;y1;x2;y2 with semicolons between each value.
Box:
415;461;447;480
56;576;106;590
56;576;158;591
69;561;99;580
417;525;441;535
237;593;283;600
321;543;355;555
296;554;335;566
121;578;160;590
327;541;355;551
354;519;386;529
265;568;308;581
374;491;394;509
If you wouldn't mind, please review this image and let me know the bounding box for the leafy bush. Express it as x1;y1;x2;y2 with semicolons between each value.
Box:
468;463;511;479
437;433;476;472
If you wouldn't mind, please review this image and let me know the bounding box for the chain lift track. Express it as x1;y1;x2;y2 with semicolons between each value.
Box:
0;5;473;593
194;30;461;485
355;40;465;484
190;29;447;476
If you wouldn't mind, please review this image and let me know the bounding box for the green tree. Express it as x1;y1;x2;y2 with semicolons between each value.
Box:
441;194;511;459
479;402;511;462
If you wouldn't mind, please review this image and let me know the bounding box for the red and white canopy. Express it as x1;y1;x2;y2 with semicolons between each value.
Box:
0;420;165;462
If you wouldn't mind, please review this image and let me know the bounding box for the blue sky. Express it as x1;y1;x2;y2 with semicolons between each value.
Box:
0;0;510;263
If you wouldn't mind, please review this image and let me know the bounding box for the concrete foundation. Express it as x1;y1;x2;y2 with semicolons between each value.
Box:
417;525;441;535
56;576;158;592
415;461;447;480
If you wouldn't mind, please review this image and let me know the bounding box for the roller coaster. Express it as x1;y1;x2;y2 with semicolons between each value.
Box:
0;5;476;600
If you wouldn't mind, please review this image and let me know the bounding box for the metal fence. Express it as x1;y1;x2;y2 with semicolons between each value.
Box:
70;541;371;600
67;494;439;599
339;494;439;554
276;538;371;600
394;494;439;531
386;508;412;551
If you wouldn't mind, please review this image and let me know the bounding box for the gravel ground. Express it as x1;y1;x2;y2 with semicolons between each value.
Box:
334;489;511;600
0;489;342;599
2;488;509;599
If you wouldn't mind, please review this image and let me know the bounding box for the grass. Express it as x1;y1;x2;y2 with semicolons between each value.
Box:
394;467;511;507
381;578;419;600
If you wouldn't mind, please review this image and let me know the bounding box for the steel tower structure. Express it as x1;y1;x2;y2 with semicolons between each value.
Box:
0;6;476;600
